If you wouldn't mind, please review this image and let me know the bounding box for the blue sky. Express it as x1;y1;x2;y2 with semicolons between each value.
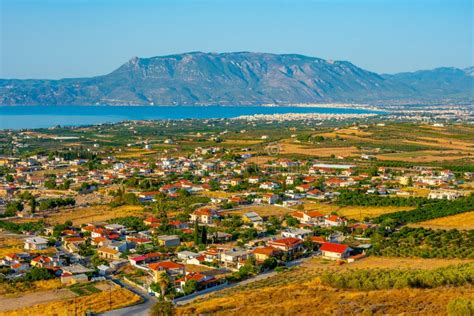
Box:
1;0;472;79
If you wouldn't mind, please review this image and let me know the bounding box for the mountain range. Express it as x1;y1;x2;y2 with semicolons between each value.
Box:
1;52;472;106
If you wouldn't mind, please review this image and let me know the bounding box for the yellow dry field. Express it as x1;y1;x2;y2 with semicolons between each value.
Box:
45;205;144;225
0;279;63;297
115;148;159;158
0;234;24;257
0;283;141;316
177;258;474;316
400;187;431;197
244;155;275;166
403;137;474;151
223;139;263;145
222;205;293;217
280;142;360;157
305;256;474;271
376;150;473;162
295;201;413;220
199;191;236;199
409;211;474;230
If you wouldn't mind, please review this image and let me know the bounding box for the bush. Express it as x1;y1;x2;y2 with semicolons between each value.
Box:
447;298;474;316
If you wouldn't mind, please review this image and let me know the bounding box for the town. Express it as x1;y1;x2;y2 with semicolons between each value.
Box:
0;119;473;315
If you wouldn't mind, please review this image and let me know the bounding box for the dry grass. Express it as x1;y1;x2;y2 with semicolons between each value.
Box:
0;234;24;257
404;137;474;151
295;201;413;220
0;279;63;297
115;148;159;158
280;142;360;157
177;257;474;315
376;150;473;162
304;256;474;271
45;205;144;226
409;211;474;230
0;283;141;316
222;205;293;217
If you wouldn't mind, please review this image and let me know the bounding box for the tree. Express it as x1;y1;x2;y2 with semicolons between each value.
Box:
149;299;174;316
193;220;200;245
182;279;198;295
5;201;23;216
200;225;207;245
29;196;37;214
5;174;14;183
156;271;170;298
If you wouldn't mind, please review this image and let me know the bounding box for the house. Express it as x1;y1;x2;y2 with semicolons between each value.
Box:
138;191;161;202
148;261;185;281
268;237;303;255
242;212;263;227
248;176;260;184
175;272;219;293
252;246;281;263
177;251;199;261
325;215;347;227
190;208;216;224
281;228;312;239
259;182;279;190
97;247;121;260
61;264;94;275
31;255;53;268
97;264;113;276
428;190;463;200
290;211;325;226
130;252;167;266
320;242;352;260
60;272;89;285
24;237;49;250
262;193;279;205
144;216;160;227
203;248;220;263
221;248;249;269
157;235;180;247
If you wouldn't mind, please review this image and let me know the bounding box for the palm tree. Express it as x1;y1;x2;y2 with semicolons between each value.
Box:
156;271;170;298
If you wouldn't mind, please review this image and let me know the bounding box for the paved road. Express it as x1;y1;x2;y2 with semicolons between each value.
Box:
101;255;315;313
174;255;314;306
99;279;157;316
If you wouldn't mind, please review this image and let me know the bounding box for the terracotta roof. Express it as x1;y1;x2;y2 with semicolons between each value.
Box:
269;237;303;247
193;208;213;216
148;261;184;271
320;242;349;254
97;247;119;255
252;246;280;256
307;211;324;218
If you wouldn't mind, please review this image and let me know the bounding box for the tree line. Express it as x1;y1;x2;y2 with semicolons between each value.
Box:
321;263;473;290
374;194;474;225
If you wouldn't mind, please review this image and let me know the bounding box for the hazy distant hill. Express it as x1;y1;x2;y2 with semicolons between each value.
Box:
0;52;472;105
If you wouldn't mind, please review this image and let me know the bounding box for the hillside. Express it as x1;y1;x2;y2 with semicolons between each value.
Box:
0;52;472;105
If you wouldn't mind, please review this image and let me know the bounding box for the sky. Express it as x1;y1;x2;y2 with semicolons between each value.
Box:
1;0;472;79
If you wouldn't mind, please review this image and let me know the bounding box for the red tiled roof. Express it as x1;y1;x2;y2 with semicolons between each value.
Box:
320;242;349;254
269;237;302;247
148;261;184;271
252;246;280;256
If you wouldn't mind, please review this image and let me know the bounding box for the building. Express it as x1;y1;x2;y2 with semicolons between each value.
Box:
190;208;216;224
24;237;49;250
242;212;264;227
148;261;185;281
268;237;303;255
320;242;352;260
252;247;281;263
157;235;180;247
281;228;312;239
97;247;121;260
